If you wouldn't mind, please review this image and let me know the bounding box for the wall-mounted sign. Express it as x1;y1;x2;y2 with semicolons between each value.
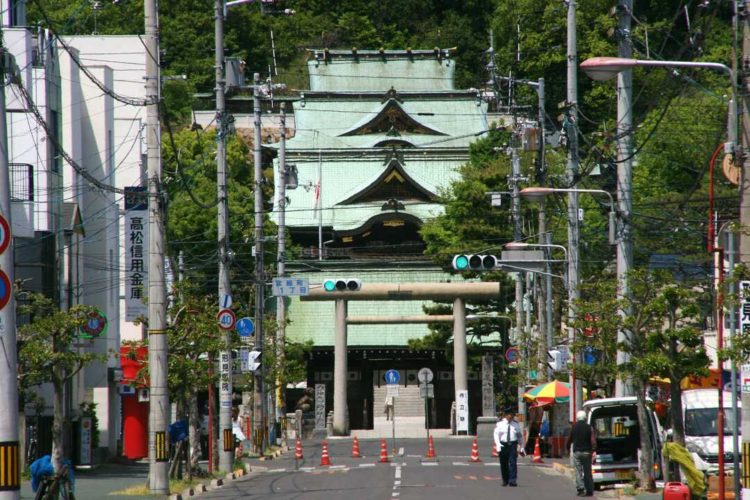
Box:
124;187;148;322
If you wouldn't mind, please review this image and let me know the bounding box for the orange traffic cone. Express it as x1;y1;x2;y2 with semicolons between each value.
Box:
491;442;499;457
532;436;543;463
294;438;303;460
351;436;361;458
379;439;390;463
425;435;436;458
320;441;332;466
469;438;482;463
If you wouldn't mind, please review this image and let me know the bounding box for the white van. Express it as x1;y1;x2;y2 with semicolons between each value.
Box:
584;397;663;488
682;389;740;468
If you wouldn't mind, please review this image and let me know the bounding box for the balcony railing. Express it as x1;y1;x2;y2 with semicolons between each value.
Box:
10;163;34;201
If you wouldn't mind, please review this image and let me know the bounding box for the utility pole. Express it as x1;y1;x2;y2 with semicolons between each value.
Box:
215;0;234;473
0;46;21;500
566;0;582;422
252;72;267;453
739;2;750;497
276;106;287;423
510;126;526;423
614;0;634;398
144;0;169;493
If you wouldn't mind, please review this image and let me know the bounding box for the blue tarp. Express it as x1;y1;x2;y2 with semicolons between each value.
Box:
169;419;188;443
30;455;74;493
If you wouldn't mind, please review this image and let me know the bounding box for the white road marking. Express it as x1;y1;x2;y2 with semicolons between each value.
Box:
421;462;439;466
329;465;347;470
391;463;402;500
269;468;286;473
484;463;500;466
398;447;404;456
452;462;470;466
358;463;376;468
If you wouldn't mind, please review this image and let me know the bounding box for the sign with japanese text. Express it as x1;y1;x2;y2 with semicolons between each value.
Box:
456;390;469;432
742;364;750;394
272;277;310;296
315;384;326;430
741;281;750;338
124;187;148;321
219;350;232;409
79;417;92;465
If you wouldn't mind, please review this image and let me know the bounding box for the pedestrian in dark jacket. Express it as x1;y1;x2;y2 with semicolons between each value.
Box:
566;410;596;496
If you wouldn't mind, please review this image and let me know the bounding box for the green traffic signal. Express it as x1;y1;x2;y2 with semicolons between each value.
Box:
453;255;469;270
452;254;498;271
322;278;362;292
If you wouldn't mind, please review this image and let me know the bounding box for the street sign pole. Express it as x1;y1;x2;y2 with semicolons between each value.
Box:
0;46;20;497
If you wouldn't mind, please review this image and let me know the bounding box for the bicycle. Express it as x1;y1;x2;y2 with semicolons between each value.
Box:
34;462;75;500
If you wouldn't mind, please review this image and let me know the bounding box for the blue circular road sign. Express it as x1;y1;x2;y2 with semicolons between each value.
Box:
0;270;9;311
236;317;255;337
384;369;400;385
505;347;520;363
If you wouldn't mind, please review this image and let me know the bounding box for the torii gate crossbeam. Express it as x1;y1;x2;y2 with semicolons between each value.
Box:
301;282;502;435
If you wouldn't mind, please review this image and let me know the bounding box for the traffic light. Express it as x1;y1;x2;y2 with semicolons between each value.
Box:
452;254;498;271
547;349;563;371
322;278;362;292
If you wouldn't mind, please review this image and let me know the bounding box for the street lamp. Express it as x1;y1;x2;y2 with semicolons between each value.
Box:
581;55;738;499
520;187;617;245
505;241;576;411
519;187;617;421
579;56;737;159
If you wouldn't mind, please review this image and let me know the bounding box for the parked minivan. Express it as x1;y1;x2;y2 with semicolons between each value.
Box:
584;397;663;488
682;389;741;468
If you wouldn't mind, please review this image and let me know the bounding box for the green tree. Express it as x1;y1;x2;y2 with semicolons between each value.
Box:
577;270;711;489
17;294;104;472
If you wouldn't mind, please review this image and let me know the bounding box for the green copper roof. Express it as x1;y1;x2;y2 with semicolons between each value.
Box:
307;51;456;92
290;97;487;149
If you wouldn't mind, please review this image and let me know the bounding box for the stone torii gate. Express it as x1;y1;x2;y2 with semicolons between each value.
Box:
300;282;501;435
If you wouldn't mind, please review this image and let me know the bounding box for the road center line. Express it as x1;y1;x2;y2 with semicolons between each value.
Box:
391;464;402;500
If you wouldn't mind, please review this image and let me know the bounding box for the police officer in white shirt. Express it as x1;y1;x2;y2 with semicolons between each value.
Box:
493;408;524;486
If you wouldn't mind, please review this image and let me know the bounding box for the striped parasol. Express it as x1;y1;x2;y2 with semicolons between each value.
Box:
523;380;570;405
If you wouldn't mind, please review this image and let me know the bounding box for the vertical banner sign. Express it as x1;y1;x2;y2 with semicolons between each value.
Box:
124;187;148;321
741;281;750;495
456;390;469;432
314;384;326;430
219;351;232;409
741;281;750;336
482;355;495;417
79;417;92;465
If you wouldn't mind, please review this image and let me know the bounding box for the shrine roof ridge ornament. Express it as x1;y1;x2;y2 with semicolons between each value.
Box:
307;48;455;60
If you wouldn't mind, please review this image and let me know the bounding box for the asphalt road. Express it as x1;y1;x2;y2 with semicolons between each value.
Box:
202;438;588;500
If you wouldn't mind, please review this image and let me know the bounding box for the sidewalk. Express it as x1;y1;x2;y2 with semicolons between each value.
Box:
549;458;661;500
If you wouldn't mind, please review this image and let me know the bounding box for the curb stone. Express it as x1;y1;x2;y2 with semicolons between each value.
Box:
181;486;195;497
